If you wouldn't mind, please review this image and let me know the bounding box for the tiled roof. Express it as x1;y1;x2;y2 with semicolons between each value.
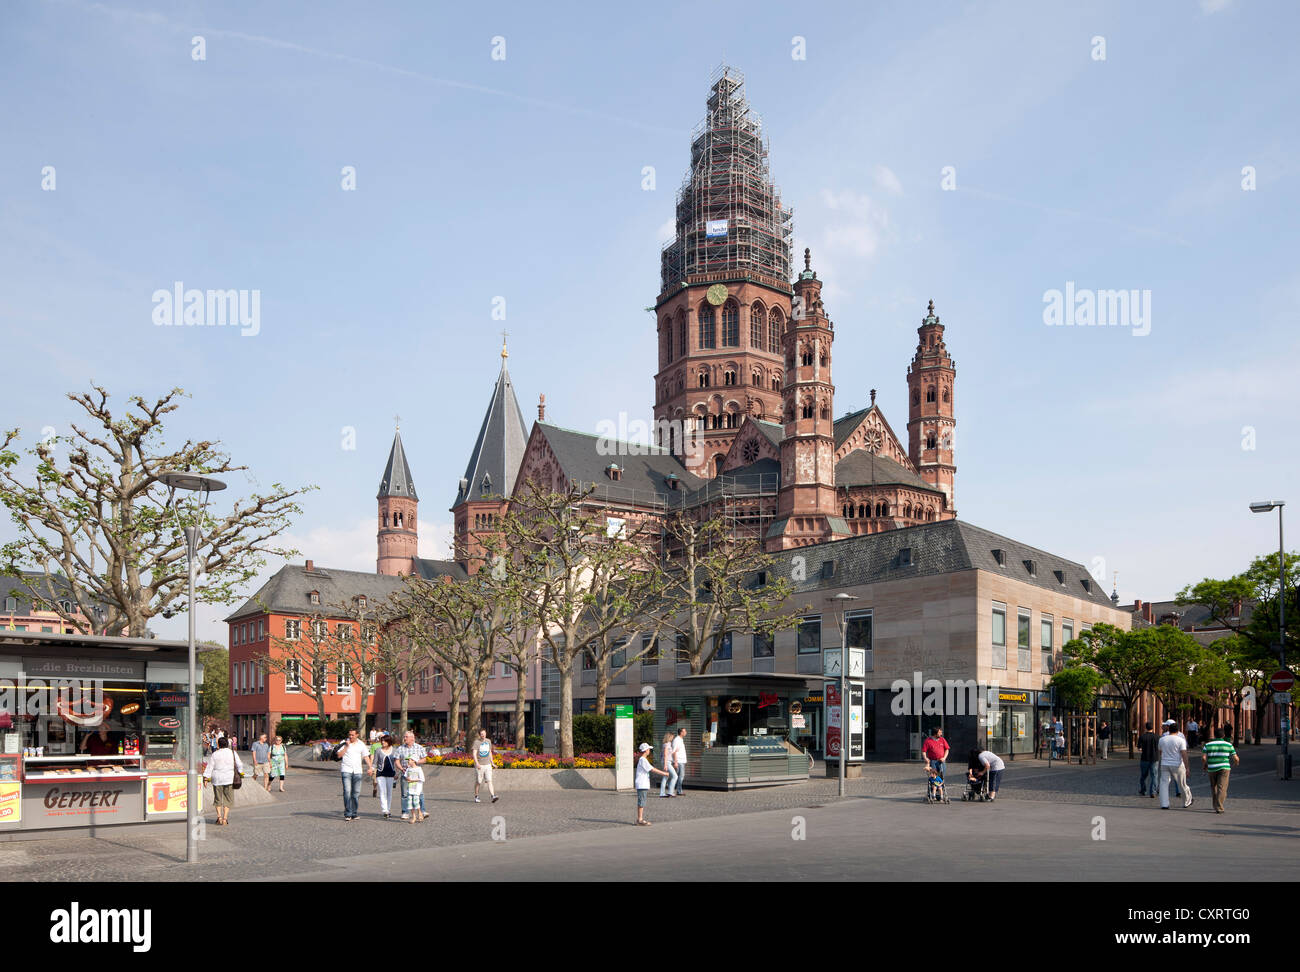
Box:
533;423;707;508
454;360;530;508
377;430;418;502
834;450;941;494
224;564;407;621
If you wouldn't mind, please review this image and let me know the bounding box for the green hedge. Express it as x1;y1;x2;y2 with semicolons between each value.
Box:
571;712;654;753
275;719;357;746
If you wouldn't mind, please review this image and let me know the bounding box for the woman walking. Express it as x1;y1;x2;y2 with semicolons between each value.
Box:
268;735;288;792
202;736;244;826
373;735;400;818
659;732;678;798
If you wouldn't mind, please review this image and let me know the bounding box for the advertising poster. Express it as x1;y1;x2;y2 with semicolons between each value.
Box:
0;781;20;823
146;775;200;815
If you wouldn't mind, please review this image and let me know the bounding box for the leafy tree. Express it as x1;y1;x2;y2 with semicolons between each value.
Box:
1050;664;1106;714
0;386;312;637
196;641;228;725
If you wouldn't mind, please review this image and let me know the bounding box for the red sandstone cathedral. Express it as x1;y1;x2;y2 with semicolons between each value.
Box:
377;65;956;575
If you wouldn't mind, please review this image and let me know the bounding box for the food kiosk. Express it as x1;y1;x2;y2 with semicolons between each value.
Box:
0;630;202;837
653;673;824;790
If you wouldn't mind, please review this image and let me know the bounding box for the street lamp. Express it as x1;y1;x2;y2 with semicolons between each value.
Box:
827;592;858;798
158;470;226;863
1249;500;1288;779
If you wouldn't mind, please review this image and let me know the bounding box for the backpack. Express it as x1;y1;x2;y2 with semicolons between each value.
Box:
331;741;346;761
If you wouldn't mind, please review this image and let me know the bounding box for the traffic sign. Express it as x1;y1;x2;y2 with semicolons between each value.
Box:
1270;670;1295;692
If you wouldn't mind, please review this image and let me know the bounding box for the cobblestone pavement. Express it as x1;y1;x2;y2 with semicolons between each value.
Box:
3;745;1293;881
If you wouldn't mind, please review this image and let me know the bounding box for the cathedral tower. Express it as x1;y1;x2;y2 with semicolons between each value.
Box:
653;65;794;478
376;427;418;576
769;250;850;550
906;300;957;513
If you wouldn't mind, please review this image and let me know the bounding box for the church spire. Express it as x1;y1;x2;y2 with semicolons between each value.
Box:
377;427;419;575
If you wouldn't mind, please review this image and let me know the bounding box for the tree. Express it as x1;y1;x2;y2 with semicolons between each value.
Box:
0;386;312;637
323;599;396;735
196;641;228;726
655;512;802;676
1050;664;1106;714
260;613;336;724
1065;622;1199;758
371;618;421;738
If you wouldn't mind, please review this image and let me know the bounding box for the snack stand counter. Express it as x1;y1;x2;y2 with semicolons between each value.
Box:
0;630;202;836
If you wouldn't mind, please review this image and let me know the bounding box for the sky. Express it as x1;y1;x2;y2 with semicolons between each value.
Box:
1;0;1297;644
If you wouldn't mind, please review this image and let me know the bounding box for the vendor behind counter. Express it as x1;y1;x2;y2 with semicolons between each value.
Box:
80;724;118;755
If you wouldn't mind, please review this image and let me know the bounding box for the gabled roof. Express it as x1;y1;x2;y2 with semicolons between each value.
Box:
835;451;941;494
833;409;870;449
529;423;707;508
454;358;530;508
413;558;469;583
377;430;418;502
752;419;784;447
224;564;407;622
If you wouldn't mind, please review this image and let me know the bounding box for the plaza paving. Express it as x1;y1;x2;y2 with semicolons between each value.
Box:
2;745;1294;881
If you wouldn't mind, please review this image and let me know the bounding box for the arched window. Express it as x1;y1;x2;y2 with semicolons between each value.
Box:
677;313;687;358
751;369;761;386
724;370;737;386
726;411;739;429
881;503;890;517
943;387;950;403
843;504;850;519
699;370;710;388
904;503;912;518
801;344;814;367
721;301;739;347
662;317;672;362
768;308;783;353
383;512;389;527
801;399;814;419
926;432;937;450
750;302;765;348
699;304;716;349
713;454;727;477
820;345;829;367
819;402;829;419
771;375;781;391
926;386;936;403
859;504;868;518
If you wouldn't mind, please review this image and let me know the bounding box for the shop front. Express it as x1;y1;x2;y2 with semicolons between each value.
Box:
0;631;201;837
1096;696;1130;754
655;673;821;790
985;689;1038;758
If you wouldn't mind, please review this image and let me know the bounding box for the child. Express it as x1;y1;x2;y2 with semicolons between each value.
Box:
635;742;670;826
404;756;426;823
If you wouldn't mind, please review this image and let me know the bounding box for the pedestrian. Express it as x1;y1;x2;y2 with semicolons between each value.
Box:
373;734;400;819
922;726;950;780
671;726;689;795
395;730;428;821
635;742;670;826
268;735;287;792
659;732;678;798
201;736;244;827
1052;716;1064;758
976;748;1005;801
1158;721;1193;810
337;728;373;821
369;732;382;798
251;732;272;790
1186;718;1200;749
404;755;426;822
472;729;499;804
1201;726;1240;813
1137;722;1159;798
1098;721;1111;760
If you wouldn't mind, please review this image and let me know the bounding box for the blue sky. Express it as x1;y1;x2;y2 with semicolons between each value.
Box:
2;0;1297;643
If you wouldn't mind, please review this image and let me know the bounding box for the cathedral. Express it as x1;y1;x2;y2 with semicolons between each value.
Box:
378;65;956;571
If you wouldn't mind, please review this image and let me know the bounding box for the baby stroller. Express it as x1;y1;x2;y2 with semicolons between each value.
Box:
962;767;990;802
925;765;951;804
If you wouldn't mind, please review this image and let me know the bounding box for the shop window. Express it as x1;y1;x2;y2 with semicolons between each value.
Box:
1017;608;1032;671
991;602;1007;670
796;616;821;654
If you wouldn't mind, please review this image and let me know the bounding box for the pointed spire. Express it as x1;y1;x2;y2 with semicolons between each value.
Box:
378;429;418;501
454;349;530;507
501;330;509;361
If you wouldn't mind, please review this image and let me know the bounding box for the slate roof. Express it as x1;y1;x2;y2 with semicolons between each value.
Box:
532;423;707;508
1122;599;1255;630
833;409;870;449
224;564;408;621
413;558;469;582
763;519;1121;609
454;359;530;508
377;431;418;502
834;451;941;494
752;419;784;448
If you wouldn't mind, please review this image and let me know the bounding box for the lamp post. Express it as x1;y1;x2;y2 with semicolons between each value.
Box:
828;593;858;798
158;470;226;863
1249;500;1288;777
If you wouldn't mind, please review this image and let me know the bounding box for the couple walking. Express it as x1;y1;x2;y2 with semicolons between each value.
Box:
659;727;688;798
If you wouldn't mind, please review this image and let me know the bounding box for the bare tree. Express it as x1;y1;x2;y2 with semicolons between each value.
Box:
260;613;336;724
0;385;312;636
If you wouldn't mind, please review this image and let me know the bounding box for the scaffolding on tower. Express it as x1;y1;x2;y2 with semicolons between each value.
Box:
660;64;794;294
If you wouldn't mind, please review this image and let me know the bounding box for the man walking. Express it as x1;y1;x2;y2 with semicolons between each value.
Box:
251;732;272;791
1098;721;1111;760
1137;722;1159;797
1202;726;1240;813
473;729;499;804
1158;721;1193;810
671;727;688;795
395;730;428;821
922;726;950;781
1186;718;1200;749
338;728;373;821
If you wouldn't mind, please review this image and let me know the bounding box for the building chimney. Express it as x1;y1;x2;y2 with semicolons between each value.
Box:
1143;602;1154;623
538;394;546;422
1134;598;1142;613
305;560;314;572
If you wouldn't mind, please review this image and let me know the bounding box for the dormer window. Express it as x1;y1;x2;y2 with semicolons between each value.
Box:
1082;578;1093;593
992;549;1006;567
1024;559;1037;578
898;547;912;567
481;473;492;494
309;590;320;605
666;474;679;491
606;464;622;481
821;560;835;580
357;596;367;610
1053;569;1065;586
755;570;767;587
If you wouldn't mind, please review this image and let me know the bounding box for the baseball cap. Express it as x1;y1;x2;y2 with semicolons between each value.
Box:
638;742;652;751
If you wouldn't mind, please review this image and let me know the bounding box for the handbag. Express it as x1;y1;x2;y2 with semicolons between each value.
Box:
230;752;243;790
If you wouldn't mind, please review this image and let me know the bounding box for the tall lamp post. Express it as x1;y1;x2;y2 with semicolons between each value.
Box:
158;470;226;863
828;593;858;798
1249;500;1288;778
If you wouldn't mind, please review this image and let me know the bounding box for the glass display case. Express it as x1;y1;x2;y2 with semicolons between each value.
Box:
22;754;147;781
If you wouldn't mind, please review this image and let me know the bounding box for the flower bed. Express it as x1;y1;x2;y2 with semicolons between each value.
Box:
427;750;614;769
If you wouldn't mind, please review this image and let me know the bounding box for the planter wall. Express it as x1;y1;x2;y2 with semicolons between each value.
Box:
424;764;618;791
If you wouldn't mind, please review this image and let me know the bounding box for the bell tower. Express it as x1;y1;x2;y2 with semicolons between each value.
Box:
769;250;850;550
377;424;419;576
906;300;957;514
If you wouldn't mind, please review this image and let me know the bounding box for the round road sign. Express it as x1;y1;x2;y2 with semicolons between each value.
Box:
1270;670;1295;692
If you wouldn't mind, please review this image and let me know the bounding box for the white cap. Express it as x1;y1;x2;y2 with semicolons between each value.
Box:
638;742;652;751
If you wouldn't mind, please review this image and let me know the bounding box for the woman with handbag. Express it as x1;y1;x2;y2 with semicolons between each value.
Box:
202;735;245;826
372;735;400;818
268;735;288;793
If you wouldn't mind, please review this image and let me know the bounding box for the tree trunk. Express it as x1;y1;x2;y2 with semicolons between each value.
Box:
315;691;327;724
559;663;574;760
514;659;527;751
446;689;461;750
595;657;608;715
356;689;369;736
466;676;487;746
399;687;410;738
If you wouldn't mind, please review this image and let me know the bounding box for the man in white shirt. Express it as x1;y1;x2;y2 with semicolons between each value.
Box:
1158;723;1192;809
671;727;688;796
977;750;1006;801
338;728;373;821
473;729;499;804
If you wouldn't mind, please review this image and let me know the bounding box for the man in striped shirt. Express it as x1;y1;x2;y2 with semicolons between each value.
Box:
1201;727;1240;814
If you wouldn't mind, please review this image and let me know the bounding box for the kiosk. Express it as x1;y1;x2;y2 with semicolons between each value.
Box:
0;630;202;837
